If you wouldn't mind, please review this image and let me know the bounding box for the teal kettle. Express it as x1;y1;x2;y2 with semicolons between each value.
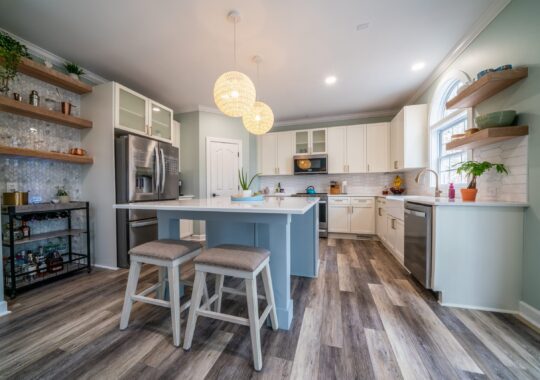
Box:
306;186;316;194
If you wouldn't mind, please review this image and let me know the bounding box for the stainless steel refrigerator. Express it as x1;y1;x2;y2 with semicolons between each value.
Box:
115;134;179;268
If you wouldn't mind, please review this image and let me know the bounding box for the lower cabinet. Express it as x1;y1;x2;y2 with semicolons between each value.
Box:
376;199;387;242
328;197;375;234
385;215;404;264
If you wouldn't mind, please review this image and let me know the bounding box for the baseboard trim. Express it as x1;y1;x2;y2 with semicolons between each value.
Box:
93;264;119;271
518;301;540;331
189;234;206;241
440;302;518;314
0;301;10;318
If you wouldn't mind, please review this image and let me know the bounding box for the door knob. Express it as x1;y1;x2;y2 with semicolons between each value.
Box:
212;193;218;197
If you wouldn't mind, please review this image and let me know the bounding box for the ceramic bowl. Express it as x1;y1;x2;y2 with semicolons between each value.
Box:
475;110;516;129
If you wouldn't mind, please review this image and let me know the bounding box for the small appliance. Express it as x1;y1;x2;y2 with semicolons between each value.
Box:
294;154;328;175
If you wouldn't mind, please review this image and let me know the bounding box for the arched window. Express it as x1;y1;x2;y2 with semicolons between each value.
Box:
429;71;472;187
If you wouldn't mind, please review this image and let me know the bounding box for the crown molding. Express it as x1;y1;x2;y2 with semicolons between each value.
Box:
274;109;399;127
405;0;512;105
0;27;108;86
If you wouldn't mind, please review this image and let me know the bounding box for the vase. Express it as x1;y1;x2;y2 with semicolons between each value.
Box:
0;77;9;96
460;188;478;202
58;195;70;204
242;190;252;197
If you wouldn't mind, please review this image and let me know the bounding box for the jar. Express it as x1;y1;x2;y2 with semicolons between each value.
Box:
29;90;40;107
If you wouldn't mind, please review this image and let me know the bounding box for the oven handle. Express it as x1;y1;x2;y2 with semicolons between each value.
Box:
130;220;158;228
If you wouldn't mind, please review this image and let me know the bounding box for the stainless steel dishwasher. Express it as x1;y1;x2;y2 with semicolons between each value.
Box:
404;202;433;288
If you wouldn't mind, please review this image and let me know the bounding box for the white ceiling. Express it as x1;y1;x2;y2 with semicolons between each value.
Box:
0;0;496;122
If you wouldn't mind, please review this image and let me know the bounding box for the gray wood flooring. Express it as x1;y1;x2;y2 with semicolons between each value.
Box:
1;239;539;379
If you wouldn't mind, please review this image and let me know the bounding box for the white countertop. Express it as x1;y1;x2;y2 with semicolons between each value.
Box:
328;193;378;197
114;197;319;214
178;195;195;200
385;195;528;207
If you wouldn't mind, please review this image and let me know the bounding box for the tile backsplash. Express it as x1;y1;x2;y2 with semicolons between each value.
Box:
0;73;82;201
259;172;402;195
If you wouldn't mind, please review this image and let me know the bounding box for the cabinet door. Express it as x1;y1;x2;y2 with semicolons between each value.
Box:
376;205;387;241
327;127;346;174
311;129;327;154
386;215;395;251
366;123;389;172
260;133;277;175
294;130;310;154
395;219;404;264
328;205;349;233
149;101;172;142
276;132;294;175
350;206;375;234
116;84;148;134
346;125;366;173
390;109;404;170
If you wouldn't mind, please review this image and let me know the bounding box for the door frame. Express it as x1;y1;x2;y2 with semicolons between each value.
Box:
206;137;243;199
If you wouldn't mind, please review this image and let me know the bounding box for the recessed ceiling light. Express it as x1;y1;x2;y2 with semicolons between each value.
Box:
325;76;337;85
356;22;370;31
411;62;426;71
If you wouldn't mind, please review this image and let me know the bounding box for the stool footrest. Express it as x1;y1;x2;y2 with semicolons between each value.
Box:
222;286;266;300
139;283;163;297
132;294;170;308
197;309;250;327
199;294;220;311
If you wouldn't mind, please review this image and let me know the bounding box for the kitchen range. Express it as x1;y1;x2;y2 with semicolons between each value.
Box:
291;187;328;237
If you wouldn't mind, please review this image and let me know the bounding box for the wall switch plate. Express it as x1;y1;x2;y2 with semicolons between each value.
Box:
6;182;17;192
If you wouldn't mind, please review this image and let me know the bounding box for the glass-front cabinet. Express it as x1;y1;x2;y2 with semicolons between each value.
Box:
294;129;327;155
114;83;173;143
149;101;172;141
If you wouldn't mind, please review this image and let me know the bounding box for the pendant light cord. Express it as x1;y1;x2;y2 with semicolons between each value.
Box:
256;61;260;100
233;21;237;68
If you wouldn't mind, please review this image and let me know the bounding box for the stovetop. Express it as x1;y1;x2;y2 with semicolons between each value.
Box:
292;192;328;197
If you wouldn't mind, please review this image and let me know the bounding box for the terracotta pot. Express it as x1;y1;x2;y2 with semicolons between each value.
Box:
460;188;478;202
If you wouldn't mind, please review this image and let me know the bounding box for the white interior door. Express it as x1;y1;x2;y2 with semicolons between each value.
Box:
208;139;241;198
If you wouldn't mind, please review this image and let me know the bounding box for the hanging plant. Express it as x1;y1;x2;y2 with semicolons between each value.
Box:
0;32;29;94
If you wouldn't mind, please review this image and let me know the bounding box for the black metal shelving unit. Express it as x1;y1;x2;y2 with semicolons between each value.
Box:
2;202;91;298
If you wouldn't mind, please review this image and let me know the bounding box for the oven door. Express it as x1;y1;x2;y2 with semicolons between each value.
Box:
294;155;328;175
318;200;328;237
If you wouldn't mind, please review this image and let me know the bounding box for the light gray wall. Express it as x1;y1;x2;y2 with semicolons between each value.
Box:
176;111;200;197
409;0;540;310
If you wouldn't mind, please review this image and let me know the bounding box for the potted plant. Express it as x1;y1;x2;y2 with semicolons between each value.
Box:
63;62;84;80
55;186;70;204
456;161;508;201
0;32;29;95
238;169;259;197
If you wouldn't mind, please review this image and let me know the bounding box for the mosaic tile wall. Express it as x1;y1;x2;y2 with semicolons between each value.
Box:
0;73;82;200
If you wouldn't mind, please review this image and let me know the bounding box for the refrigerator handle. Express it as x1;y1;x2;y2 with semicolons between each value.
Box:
160;148;166;193
154;146;160;193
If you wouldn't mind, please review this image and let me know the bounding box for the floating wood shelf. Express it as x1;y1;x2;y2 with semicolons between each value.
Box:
0;96;92;129
0;145;93;164
446;67;528;109
0;57;93;94
3;229;86;247
446;126;528;151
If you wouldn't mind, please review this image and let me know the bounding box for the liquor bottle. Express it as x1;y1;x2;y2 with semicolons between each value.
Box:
21;221;31;238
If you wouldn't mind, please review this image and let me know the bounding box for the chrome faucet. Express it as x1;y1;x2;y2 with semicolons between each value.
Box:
415;169;443;198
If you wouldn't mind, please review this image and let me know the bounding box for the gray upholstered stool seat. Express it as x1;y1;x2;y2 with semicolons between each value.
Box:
194;244;270;271
129;239;202;260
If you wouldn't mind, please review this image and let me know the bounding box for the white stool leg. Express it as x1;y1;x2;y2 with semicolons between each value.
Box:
157;267;167;300
245;277;263;371
120;259;142;330
183;270;206;350
168;265;181;347
261;264;278;330
215;274;224;312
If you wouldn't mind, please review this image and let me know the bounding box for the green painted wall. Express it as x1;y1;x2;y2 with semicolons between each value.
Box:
176;111;200;198
412;0;540;309
273;115;393;132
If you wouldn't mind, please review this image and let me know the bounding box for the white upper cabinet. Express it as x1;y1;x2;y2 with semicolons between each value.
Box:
390;104;428;170
259;132;294;176
327;127;346;173
114;83;173;143
346;125;366;173
366;123;390;172
294;129;327;155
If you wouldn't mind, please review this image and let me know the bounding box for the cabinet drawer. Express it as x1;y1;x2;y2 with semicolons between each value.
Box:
376;197;386;206
350;197;374;206
329;197;350;205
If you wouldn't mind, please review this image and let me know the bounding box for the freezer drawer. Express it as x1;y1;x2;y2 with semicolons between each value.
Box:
116;211;158;268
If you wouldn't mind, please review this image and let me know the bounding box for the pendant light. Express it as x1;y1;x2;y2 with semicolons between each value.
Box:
242;55;274;135
213;10;256;117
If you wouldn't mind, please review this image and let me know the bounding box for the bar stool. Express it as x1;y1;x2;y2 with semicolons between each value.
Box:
183;244;278;371
119;239;208;347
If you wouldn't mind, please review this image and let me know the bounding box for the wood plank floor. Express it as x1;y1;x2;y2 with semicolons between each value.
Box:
1;239;539;379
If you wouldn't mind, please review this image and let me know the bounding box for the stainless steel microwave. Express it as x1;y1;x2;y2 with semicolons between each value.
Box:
293;155;328;175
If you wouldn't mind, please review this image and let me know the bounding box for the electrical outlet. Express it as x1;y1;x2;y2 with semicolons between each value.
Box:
6;182;17;192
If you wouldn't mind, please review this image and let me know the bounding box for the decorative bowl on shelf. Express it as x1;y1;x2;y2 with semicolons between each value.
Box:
389;187;405;195
475;110;516;129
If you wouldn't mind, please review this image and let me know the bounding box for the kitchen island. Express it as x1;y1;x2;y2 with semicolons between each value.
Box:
114;196;319;330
